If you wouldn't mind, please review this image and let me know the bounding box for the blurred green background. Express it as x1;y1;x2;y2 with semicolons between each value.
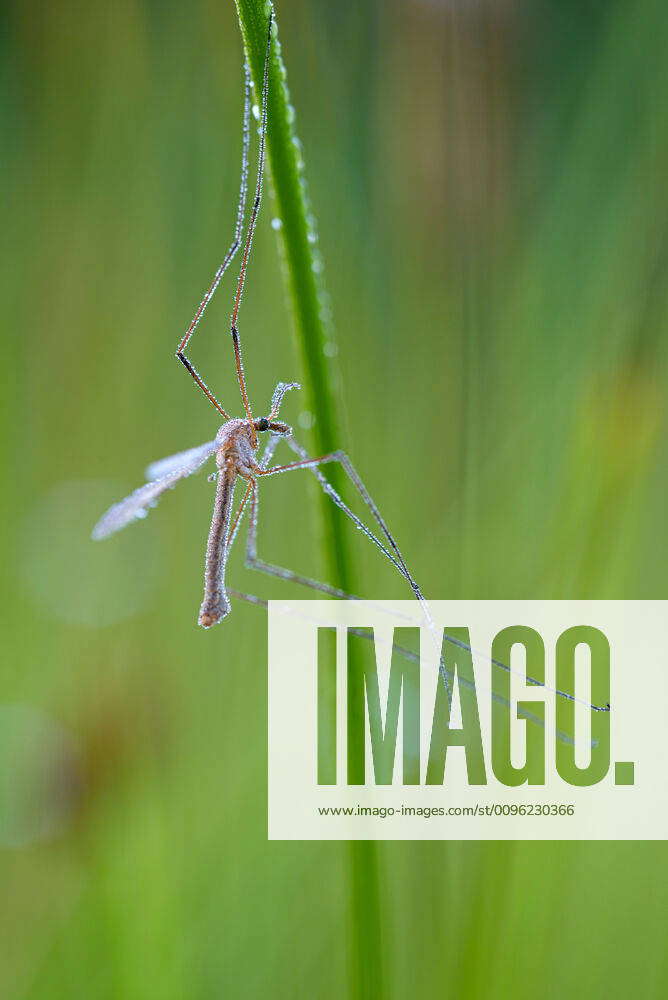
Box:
2;0;668;996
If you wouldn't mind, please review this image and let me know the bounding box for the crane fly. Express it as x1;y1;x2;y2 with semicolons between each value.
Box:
91;9;429;633
91;8;608;718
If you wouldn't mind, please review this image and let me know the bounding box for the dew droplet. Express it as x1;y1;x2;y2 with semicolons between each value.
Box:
252;103;260;121
271;217;282;231
298;410;315;430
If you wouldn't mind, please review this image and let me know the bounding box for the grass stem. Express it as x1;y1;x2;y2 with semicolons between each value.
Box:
233;2;384;996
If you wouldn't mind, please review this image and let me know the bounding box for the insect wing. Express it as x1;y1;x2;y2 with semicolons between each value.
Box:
92;470;188;540
145;440;217;481
92;442;217;540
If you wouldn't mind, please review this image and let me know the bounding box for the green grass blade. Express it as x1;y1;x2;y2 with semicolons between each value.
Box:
233;3;384;997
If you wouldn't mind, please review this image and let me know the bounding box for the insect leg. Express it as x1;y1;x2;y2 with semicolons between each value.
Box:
175;59;252;418
229;10;274;440
256;437;451;695
256;445;418;593
227;479;254;547
235;439;610;712
244;480;356;597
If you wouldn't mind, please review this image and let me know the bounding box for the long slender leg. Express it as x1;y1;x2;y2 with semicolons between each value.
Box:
256;448;414;586
175;60;252;419
232;441;610;710
254;438;451;695
227;478;254;547
228;9;274;441
246;435;411;596
245;481;355;598
227;589;603;741
225;435;359;597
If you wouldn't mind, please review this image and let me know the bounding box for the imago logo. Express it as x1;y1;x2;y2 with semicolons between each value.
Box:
315;624;625;789
267;601;667;840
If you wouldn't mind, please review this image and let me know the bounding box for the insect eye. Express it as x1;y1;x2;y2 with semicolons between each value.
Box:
257;417;269;432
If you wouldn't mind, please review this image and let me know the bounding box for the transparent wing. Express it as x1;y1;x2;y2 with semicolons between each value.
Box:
145;440;217;481
92;443;216;540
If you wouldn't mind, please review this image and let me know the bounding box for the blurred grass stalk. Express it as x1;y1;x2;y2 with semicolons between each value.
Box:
234;1;384;995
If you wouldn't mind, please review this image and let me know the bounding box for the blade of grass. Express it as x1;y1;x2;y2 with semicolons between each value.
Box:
233;2;384;996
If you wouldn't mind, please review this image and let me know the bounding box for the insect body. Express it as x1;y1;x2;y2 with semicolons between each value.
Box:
91;366;422;632
93;401;291;628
